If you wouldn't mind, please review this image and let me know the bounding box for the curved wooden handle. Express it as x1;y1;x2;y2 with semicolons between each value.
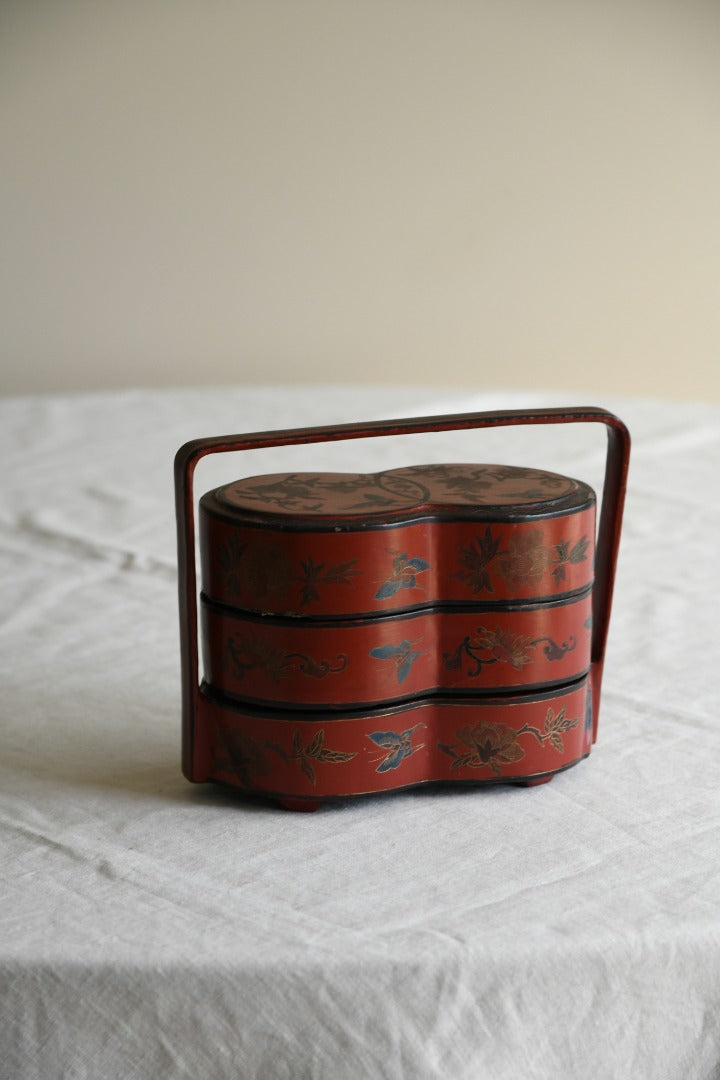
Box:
175;407;630;777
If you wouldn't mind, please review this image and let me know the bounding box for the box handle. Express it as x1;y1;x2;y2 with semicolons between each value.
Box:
175;406;630;777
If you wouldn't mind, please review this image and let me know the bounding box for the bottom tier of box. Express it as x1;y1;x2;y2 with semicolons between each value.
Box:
187;675;593;809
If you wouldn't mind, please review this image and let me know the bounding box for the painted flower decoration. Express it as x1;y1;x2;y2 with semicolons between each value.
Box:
224;633;288;682
299;556;361;607
215;727;271;784
552;536;591;584
468;626;535;670
496;529;551;589
289;729;357;785
242;545;297;602
452;721;525;774
223;633;347;682
453;526;501;593
238;474;325;512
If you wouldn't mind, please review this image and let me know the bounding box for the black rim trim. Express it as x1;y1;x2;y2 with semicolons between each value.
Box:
199;584;593;625
200;673;589;720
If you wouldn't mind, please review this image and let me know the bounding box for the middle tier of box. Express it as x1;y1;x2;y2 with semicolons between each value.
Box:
200;590;591;710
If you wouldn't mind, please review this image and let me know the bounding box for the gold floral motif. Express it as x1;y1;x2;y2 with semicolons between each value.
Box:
439;707;581;775
443;625;575;678
467;626;535;670
288;729;357;786
452;721;526;774
452;527;500;593
214;724;357;788
219;536;295;603
219;534;360;610
496;529;551;589
299;557;362;607
541;704;582;752
223;633;348;683
213;727;273;786
453;526;590;594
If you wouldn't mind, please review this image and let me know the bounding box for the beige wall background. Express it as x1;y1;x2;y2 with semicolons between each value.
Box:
1;0;719;401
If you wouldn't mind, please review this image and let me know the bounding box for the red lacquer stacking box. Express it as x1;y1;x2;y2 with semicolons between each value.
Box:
175;408;629;810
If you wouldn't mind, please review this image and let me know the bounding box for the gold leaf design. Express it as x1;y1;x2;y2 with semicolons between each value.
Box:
288;729;357;786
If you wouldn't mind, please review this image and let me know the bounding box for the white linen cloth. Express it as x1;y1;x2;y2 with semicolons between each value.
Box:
1;386;719;1080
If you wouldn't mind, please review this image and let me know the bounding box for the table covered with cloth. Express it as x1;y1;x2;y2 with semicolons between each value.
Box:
1;386;719;1080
